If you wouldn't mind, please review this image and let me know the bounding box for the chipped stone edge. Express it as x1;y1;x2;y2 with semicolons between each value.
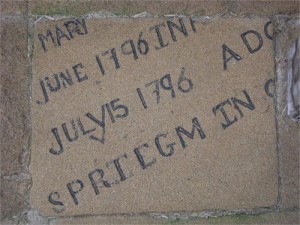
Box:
272;14;300;213
31;10;261;23
48;207;300;225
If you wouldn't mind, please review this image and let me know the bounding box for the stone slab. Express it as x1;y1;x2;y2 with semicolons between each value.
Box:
0;16;30;177
30;17;278;217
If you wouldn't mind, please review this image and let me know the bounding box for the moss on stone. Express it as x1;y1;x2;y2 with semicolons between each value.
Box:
32;4;83;16
31;1;141;17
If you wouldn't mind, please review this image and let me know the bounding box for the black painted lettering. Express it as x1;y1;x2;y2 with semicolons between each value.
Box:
62;119;78;142
146;79;160;104
72;63;88;82
56;25;70;46
76;18;88;34
110;48;120;70
96;48;120;74
86;109;105;143
64;19;88;39
231;90;255;118
167;18;188;42
48;192;65;213
150;23;169;49
177;67;193;93
59;70;74;88
155;133;176;157
77;117;96;135
160;74;175;98
264;21;273;40
38;30;56;52
67;180;84;205
222;44;242;70
137;32;149;55
45;74;61;93
36;79;49;105
241;30;263;54
105;103;115;123
48;192;64;206
176;117;206;148
190;17;197;32
264;78;275;98
121;40;138;60
64;21;81;39
95;54;106;76
136;88;148;109
110;98;129;119
49;127;64;155
212;99;237;129
88;169;111;195
110;154;132;181
134;143;156;169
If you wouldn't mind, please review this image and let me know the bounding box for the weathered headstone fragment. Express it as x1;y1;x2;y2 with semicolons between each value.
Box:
31;17;278;216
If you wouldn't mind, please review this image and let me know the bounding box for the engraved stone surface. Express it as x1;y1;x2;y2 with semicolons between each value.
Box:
30;17;277;216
